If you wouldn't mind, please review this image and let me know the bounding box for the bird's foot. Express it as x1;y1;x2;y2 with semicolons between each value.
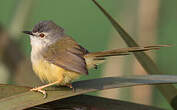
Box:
65;84;75;92
30;87;47;98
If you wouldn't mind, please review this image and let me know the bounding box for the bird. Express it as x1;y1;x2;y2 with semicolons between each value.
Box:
23;20;168;98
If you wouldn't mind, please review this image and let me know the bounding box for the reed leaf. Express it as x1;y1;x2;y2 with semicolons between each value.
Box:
0;75;177;110
91;0;177;109
29;94;163;110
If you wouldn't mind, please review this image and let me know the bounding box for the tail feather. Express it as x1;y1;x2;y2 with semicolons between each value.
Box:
84;45;169;69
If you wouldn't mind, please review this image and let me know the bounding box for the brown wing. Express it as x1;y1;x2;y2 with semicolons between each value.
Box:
42;36;89;75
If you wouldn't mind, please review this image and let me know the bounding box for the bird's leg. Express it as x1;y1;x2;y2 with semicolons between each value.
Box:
30;81;59;98
31;76;63;98
65;83;75;92
65;83;73;88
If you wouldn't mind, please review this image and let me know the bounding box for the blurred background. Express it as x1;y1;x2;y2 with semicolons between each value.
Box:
0;0;176;109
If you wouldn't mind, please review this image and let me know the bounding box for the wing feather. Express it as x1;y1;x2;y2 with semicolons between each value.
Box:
42;36;88;75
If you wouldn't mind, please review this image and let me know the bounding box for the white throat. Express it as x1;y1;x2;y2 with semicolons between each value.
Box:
30;35;59;64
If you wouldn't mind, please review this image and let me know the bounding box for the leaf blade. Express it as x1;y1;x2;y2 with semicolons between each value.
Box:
32;94;163;110
0;75;177;110
91;0;177;108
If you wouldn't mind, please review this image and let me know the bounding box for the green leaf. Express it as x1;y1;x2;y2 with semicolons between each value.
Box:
91;0;177;109
0;75;177;110
0;84;30;99
29;95;163;110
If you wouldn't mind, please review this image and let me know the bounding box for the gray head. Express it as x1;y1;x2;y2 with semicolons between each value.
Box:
32;20;64;34
23;20;64;48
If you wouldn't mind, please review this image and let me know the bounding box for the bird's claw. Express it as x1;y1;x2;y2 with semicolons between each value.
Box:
30;87;47;98
66;84;75;93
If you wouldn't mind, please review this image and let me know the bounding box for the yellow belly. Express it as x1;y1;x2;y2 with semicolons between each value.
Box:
32;59;80;85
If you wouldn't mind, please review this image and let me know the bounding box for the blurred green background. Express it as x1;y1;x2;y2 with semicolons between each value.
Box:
0;0;177;109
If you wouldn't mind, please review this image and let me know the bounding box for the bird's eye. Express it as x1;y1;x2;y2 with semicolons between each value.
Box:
39;33;45;38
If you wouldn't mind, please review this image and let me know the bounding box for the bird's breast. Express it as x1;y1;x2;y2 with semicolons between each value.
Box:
30;43;81;85
32;58;80;85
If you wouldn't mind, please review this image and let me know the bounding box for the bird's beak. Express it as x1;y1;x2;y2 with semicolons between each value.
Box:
22;31;34;36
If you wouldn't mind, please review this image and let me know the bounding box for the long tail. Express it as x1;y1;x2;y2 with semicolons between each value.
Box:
84;45;169;69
